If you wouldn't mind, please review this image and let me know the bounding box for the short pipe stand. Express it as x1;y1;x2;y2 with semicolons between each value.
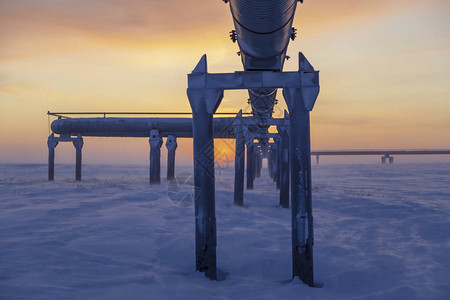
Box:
47;134;59;181
166;135;178;180
149;129;163;184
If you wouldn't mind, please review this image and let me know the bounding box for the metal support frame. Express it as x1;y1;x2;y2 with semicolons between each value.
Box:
187;53;319;284
272;140;279;185
278;114;290;209
281;53;319;286
47;134;84;181
165;135;178;180
187;56;224;280
47;134;58;181
246;140;255;190
233;111;245;206
256;151;262;178
252;146;258;180
73;135;84;181
149;129;163;184
382;154;394;164
268;145;274;179
243;123;257;191
276;136;281;190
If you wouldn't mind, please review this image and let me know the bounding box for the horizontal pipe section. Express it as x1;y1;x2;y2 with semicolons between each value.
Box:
230;0;296;67
51;117;259;138
229;0;298;120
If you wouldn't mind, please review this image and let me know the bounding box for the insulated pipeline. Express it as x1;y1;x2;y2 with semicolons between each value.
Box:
51;117;260;139
229;0;298;121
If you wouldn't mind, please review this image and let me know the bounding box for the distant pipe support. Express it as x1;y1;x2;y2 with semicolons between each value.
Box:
277;140;281;189
256;152;262;178
149;129;163;184
278;119;290;209
252;146;258;180
47;134;58;181
233;111;245;206
165;135;178;180
246;142;255;190
268;148;274;179
73;135;84;181
272;141;278;185
276;137;281;190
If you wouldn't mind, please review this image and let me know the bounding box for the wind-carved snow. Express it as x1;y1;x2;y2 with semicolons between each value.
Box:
0;163;449;299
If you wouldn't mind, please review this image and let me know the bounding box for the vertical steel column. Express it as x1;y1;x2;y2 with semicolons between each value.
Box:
149;129;163;184
187;55;224;280
256;152;262;178
282;53;320;287
272;141;278;184
276;136;281;189
47;134;58;181
278;119;290;209
233;111;245;206
252;145;257;180
188;87;223;280
273;136;281;189
166;135;177;180
268;145;274;179
283;88;314;286
73;135;84;181
246;141;254;190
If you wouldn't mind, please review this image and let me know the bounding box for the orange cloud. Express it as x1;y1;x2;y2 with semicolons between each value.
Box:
0;0;231;60
295;0;425;36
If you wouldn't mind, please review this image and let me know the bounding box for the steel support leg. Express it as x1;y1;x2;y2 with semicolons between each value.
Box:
256;154;262;178
166;135;177;180
272;143;278;184
283;87;315;287
233;113;245;206
47;134;58;181
278;123;290;209
252;147;257;180
276;137;281;189
268;149;274;179
246;143;254;190
149;130;163;184
187;80;223;280
73;135;84;181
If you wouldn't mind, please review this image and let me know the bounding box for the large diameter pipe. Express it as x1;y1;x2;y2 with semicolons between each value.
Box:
229;0;298;120
51;117;237;138
230;0;297;71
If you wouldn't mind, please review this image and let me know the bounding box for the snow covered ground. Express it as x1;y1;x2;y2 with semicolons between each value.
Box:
0;163;449;299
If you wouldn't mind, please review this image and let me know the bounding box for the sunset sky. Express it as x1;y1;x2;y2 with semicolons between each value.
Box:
1;0;449;165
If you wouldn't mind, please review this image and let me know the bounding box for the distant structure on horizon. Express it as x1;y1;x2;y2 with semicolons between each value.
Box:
311;149;450;164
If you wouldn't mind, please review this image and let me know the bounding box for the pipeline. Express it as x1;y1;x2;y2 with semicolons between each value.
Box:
51;117;262;139
229;0;298;122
